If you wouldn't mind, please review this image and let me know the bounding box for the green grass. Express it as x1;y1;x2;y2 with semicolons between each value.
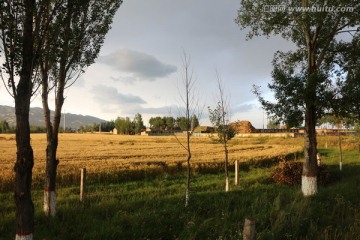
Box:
1;148;360;239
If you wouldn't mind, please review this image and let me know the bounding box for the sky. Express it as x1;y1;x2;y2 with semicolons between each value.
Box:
0;0;296;129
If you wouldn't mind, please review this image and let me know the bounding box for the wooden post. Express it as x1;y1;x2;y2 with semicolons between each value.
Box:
235;160;239;186
243;217;256;240
80;168;86;202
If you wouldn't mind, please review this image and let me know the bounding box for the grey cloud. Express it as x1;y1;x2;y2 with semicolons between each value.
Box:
110;75;138;85
98;49;177;81
126;105;175;116
92;85;146;106
232;104;256;113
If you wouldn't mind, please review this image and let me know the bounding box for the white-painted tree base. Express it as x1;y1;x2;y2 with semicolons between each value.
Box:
44;190;56;216
185;189;190;208
225;177;229;192
15;233;33;240
339;162;342;171
301;175;317;196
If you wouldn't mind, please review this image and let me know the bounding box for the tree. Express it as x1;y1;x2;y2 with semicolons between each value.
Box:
101;120;116;132
115;116;133;135
38;0;122;216
149;116;164;129
0;120;10;133
267;118;280;129
237;0;360;196
175;51;202;207
163;116;175;130
208;72;233;192
176;115;199;131
133;113;144;134
0;0;44;238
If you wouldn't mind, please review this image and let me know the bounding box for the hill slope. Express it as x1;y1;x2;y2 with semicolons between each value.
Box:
0;105;106;129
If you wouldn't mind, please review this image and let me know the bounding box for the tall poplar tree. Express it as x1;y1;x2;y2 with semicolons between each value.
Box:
0;1;47;239
39;0;122;216
236;0;360;196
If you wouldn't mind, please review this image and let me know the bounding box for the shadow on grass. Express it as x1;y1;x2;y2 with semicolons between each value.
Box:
2;156;360;239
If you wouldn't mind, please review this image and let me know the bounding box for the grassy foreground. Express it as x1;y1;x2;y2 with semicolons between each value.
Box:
1;147;360;239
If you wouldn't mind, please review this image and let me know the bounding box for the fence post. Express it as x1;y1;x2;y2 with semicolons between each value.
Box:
80;168;86;202
235;160;239;186
317;153;321;166
243;217;256;240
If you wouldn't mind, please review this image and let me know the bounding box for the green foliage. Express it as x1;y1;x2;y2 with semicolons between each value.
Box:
44;0;123;82
0;120;11;133
163;116;175;129
267;118;280;129
29;125;46;133
149;116;166;129
148;115;199;131
238;0;360;125
177;115;199;131
115;116;133;135
101;121;116;132
133;113;144;134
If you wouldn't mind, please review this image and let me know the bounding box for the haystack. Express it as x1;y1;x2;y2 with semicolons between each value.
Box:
231;120;256;134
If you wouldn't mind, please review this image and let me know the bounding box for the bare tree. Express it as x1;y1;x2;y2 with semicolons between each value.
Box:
208;71;234;192
175;51;202;208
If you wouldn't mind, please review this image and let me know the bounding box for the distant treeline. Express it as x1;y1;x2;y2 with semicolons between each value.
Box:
0;120;80;134
0;113;201;134
78;114;200;135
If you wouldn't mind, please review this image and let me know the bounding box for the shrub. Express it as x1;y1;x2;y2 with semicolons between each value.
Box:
271;161;331;186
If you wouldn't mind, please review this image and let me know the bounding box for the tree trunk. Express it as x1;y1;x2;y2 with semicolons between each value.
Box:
235;160;239;186
224;139;229;192
43;138;59;216
42;80;61;216
302;105;318;196
14;100;35;240
243;217;256;240
338;126;343;171
185;130;191;208
15;1;35;238
185;146;191;207
41;32;66;215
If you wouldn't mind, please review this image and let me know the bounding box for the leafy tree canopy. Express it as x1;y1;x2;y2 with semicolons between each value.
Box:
237;0;360;126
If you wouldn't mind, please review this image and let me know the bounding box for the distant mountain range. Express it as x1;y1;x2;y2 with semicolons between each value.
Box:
0;105;106;129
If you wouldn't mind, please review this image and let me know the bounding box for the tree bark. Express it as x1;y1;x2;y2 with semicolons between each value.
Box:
302;104;318;196
243;217;256;240
40;1;68;216
14;99;35;240
41;69;62;216
185;132;191;208
14;1;35;238
235;160;239;186
43;119;60;216
224;142;229;192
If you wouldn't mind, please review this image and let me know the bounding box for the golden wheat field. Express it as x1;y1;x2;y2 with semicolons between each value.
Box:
0;133;304;191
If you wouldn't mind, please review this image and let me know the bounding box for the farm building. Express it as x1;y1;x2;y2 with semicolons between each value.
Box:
111;128;118;135
192;126;215;136
141;127;182;136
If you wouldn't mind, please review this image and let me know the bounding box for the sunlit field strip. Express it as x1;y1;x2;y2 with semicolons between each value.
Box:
1;133;303;190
